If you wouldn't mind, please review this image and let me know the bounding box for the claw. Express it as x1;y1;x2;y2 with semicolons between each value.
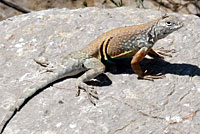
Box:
157;51;172;57
76;88;81;97
139;72;165;81
156;47;176;53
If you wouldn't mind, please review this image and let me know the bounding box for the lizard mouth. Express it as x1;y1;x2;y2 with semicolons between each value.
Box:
176;22;184;29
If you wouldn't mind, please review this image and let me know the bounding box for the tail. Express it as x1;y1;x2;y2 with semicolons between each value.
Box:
0;70;64;134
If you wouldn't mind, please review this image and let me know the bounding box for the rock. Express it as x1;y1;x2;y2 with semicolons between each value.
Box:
0;7;200;134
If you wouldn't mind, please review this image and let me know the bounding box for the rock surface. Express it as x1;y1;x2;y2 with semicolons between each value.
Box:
0;7;200;134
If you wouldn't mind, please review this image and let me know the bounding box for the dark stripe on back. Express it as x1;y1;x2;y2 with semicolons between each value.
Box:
105;37;116;63
99;40;105;62
100;37;115;64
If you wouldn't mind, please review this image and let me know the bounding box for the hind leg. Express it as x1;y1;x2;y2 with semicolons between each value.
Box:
76;58;105;105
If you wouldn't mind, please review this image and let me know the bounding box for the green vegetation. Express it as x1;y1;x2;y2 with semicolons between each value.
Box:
134;0;145;8
108;0;145;8
83;1;88;7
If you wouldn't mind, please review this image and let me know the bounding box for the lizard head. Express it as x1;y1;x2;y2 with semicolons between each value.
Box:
153;14;183;40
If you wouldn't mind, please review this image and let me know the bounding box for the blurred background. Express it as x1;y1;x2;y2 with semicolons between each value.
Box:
0;0;199;21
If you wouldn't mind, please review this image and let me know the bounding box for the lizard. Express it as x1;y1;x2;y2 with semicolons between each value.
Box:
0;14;183;134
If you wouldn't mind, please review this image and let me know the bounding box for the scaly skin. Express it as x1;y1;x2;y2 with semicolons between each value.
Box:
0;14;183;134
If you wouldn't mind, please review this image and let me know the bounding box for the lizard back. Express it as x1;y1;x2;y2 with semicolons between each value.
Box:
81;18;159;61
81;14;182;64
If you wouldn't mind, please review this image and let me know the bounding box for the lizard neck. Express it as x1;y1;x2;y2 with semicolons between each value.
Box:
147;22;159;43
148;21;169;42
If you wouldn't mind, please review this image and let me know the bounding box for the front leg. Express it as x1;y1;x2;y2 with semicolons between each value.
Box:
76;57;105;105
131;47;164;81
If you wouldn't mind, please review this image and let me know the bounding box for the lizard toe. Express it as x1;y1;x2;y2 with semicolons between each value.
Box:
143;74;165;81
76;82;99;105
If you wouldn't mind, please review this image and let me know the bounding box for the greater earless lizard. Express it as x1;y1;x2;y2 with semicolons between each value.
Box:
0;14;183;133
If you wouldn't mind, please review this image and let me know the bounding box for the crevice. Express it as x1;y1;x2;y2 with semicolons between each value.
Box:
181;109;200;121
162;82;176;111
107;96;165;120
167;83;176;97
179;90;191;102
137;110;164;120
165;109;200;126
112;119;137;134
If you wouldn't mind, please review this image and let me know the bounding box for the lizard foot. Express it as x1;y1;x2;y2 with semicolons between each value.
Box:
139;73;165;81
76;82;98;106
154;47;176;57
34;57;56;73
34;57;49;67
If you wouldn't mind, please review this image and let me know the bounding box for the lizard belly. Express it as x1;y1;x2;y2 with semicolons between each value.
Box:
109;50;137;59
104;50;137;64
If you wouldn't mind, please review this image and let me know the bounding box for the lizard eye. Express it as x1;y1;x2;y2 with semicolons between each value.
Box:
166;21;172;26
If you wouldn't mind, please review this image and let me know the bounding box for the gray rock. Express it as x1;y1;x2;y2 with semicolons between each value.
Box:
0;7;200;134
